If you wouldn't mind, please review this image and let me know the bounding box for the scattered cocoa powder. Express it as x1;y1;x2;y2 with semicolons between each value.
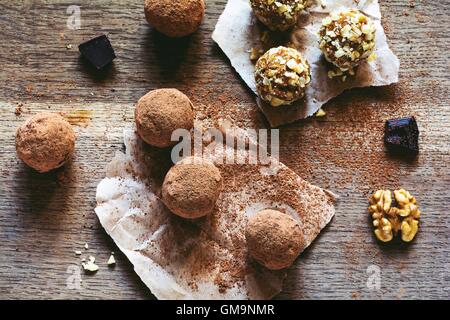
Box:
123;129;335;296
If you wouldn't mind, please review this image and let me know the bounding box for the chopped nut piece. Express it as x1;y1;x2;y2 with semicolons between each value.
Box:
367;52;377;62
84;243;89;250
368;188;421;243
260;31;270;44
75;250;82;255
107;254;116;266
315;108;326;117
327;64;356;81
82;256;99;272
250;47;264;62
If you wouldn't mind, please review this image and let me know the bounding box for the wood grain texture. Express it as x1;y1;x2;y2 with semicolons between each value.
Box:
0;0;449;300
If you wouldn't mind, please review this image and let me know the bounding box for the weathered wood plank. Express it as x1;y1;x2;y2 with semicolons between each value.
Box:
0;0;449;299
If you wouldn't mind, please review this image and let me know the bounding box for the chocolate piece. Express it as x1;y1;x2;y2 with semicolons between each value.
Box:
78;35;116;69
384;116;419;154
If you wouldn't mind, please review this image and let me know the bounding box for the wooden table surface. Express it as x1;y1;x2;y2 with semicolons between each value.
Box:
0;0;448;300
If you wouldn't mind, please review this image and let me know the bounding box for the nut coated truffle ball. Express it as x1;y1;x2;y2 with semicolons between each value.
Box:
15;112;76;173
246;209;304;270
162;156;222;219
135;89;194;148
319;9;376;71
144;0;205;38
255;46;311;107
250;0;306;31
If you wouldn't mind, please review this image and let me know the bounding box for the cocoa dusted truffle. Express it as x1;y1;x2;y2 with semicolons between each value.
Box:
246;209;304;270
250;0;306;31
162;156;223;219
144;0;205;38
255;46;311;107
135;89;194;148
15;112;76;173
319;9;376;71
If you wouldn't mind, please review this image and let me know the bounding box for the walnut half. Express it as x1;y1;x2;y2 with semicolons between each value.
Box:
368;188;421;243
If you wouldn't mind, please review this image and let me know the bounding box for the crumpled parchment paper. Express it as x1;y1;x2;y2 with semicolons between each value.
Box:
95;128;336;299
212;0;400;127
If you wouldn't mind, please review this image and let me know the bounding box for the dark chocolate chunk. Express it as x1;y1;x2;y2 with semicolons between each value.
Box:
78;35;116;70
384;116;419;154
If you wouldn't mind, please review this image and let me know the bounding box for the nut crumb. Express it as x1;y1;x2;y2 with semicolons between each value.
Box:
367;52;377;62
107;254;116;266
14;105;23;116
316;108;326;117
82;256;99;272
249;47;264;62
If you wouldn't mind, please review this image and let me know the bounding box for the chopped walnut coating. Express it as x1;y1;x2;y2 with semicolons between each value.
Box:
327;64;356;82
255;46;311;107
368;188;421;243
250;0;306;31
319;9;376;71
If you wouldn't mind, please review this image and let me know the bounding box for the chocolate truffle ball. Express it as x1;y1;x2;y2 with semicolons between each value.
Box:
246;209;304;270
15;112;76;173
255;46;311;107
319;9;376;71
162;156;222;219
135;89;194;148
144;0;205;38
250;0;306;31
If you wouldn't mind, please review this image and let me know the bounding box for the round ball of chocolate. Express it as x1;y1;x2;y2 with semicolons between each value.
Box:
135;89;194;148
319;9;376;71
246;209;304;270
15;112;76;173
250;0;306;31
255;46;311;107
162;156;222;219
144;0;205;38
